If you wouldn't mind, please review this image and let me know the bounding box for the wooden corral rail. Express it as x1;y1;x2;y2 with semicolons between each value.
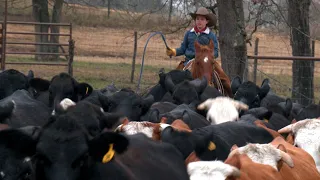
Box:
0;21;74;76
247;38;318;84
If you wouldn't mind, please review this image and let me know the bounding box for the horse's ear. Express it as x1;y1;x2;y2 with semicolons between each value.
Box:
209;39;214;50
194;41;201;51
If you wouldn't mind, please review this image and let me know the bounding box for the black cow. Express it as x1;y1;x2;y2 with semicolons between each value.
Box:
104;89;154;121
265;98;292;119
140;102;178;122
0;69;34;100
0;90;51;128
144;69;193;102
100;82;119;97
29;73;93;110
13;114;189;180
155;104;210;129
53;99;124;136
295;103;320;121
242;106;291;130
0;126;40;180
161;121;274;161
231;76;270;109
164;75;221;105
260;91;285;108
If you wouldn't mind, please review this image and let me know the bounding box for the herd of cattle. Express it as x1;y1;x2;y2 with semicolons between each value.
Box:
0;68;320;180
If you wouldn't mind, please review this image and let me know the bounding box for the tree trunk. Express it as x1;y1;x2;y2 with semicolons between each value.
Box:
217;0;248;80
49;0;64;60
107;0;111;19
288;0;313;105
32;0;50;60
168;0;173;23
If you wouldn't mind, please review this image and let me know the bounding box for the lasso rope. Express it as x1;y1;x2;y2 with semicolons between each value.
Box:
136;32;171;93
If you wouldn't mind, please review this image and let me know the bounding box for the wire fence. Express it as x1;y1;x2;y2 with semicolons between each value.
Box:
2;22;320;104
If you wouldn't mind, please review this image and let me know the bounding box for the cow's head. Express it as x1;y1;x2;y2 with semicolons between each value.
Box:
29;73;93;110
165;75;207;105
0;126;40;180
13;115;129;180
104;89;154;121
231;76;270;109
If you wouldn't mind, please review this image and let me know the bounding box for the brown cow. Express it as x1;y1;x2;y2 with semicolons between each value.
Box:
187;136;320;180
224;136;320;180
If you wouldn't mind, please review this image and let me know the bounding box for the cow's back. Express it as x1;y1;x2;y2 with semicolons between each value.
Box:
116;134;189;180
193;122;274;161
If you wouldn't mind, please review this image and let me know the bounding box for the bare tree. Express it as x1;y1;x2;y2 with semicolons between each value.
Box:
288;0;314;105
32;0;50;60
217;0;248;80
168;0;173;22
50;0;64;60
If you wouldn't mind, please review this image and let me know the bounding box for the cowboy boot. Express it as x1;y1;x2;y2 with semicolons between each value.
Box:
176;61;185;70
213;61;233;98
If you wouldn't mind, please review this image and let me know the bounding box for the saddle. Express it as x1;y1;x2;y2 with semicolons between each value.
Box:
176;60;233;97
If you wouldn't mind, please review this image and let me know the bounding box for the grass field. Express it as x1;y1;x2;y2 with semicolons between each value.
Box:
5;55;320;104
2;3;320;103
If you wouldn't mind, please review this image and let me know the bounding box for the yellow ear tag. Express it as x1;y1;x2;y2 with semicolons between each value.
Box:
263;118;269;123
208;141;216;151
85;87;89;95
102;144;115;163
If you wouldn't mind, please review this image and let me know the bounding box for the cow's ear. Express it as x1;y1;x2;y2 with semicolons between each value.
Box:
149;109;160;123
18;126;42;141
259;78;270;99
164;74;176;94
89;132;129;163
29;78;50;91
284;98;293;116
0;128;38;157
142;95;154;114
182;110;191;125
27;70;34;80
0;100;14;119
196;76;208;94
231;76;242;95
77;83;93;99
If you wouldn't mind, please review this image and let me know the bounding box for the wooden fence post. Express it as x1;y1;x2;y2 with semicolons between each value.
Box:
68;39;75;77
0;24;2;69
312;40;315;57
253;38;259;84
130;31;137;83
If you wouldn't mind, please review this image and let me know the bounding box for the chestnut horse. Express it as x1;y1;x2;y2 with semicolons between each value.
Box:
179;40;232;97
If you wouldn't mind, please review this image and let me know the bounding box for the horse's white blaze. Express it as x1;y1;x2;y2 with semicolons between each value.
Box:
204;56;208;63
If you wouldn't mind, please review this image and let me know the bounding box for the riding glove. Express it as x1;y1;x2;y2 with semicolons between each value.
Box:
166;48;176;57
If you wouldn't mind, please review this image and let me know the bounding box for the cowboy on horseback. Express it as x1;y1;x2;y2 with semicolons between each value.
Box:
165;7;233;97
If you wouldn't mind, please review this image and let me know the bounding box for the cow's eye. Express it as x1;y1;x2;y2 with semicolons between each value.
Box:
36;154;51;166
72;153;89;169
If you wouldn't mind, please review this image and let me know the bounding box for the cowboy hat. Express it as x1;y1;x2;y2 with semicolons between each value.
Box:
189;7;217;27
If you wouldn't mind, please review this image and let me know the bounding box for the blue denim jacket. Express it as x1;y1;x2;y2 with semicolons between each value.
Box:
175;27;219;65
